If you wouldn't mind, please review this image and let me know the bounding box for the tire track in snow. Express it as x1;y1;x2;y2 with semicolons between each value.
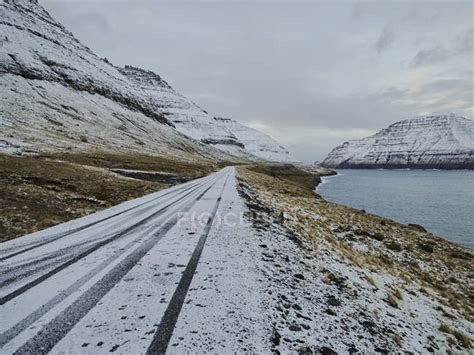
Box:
0;222;157;348
0;177;218;290
0;175;218;306
9;171;230;354
0;175;221;350
0;256;69;289
0;177;207;261
146;173;230;354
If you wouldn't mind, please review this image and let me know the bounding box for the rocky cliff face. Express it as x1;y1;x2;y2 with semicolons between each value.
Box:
322;114;474;169
0;0;293;162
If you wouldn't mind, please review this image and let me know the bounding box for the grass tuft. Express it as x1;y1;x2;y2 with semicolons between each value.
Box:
439;323;472;348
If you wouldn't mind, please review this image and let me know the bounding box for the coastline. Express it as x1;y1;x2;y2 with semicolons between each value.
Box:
315;170;340;191
316;168;474;249
236;164;473;352
321;163;474;170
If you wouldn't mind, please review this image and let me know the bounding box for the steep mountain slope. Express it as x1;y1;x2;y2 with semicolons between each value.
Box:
322;114;474;169
212;117;295;162
0;0;223;160
0;0;293;162
118;66;295;162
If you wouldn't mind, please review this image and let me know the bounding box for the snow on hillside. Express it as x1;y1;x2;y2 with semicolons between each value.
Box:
0;0;293;162
322;114;474;169
0;73;219;159
119;66;295;162
0;0;225;159
213;117;296;162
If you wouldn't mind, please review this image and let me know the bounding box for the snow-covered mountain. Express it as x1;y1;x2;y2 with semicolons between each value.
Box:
321;114;474;169
212;117;295;162
0;0;293;162
118;66;295;162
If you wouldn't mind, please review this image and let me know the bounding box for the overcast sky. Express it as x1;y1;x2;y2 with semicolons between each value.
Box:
42;0;473;162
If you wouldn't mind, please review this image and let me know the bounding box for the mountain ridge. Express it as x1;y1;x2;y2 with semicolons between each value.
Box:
117;65;295;162
0;0;293;162
321;114;474;169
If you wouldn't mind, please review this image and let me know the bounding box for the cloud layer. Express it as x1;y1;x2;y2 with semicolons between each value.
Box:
43;0;473;162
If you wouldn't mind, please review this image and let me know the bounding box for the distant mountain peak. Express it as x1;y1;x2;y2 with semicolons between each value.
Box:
321;114;474;169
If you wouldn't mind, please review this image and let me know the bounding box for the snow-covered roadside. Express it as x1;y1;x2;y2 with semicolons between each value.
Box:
236;166;474;353
235;210;463;353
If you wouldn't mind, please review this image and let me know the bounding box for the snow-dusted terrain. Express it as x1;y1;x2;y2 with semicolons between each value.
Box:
119;66;295;162
237;166;474;353
322;114;474;169
0;167;270;353
2;1;472;352
3;166;471;353
213;117;296;162
0;0;293;162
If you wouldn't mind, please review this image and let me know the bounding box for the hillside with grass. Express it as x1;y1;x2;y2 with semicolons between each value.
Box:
236;164;473;353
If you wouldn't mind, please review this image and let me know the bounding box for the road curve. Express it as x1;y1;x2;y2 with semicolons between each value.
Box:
0;167;250;354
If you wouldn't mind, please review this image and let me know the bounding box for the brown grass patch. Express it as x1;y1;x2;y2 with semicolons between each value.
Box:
41;151;220;176
0;152;217;242
439;323;472;348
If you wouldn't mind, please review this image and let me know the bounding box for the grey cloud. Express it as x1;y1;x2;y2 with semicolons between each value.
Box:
375;29;395;53
380;87;407;100
456;27;474;55
412;27;473;67
379;78;473;117
412;46;450;67
423;78;473;92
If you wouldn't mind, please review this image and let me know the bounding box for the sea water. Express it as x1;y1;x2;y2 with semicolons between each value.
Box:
317;169;474;248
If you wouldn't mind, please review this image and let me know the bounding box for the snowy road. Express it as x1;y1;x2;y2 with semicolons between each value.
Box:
0;167;268;354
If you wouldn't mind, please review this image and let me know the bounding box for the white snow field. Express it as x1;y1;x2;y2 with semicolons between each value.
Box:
0;167;270;354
